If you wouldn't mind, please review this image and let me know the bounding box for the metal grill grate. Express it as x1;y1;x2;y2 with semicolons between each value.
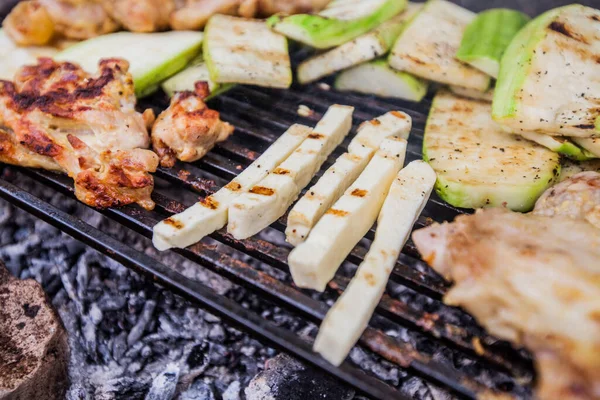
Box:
0;82;535;399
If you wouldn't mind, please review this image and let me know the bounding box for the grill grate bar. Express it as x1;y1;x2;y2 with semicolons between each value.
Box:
0;172;409;400
14;166;498;399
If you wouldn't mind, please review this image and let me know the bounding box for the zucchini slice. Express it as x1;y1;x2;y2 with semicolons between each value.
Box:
424;91;560;212
56;31;203;98
204;15;292;89
334;59;428;102
314;161;436;366
0;29;58;80
152;124;313;251
493;5;600;138
389;0;490;91
267;0;406;50
297;4;421;83
572;137;600;158
456;9;530;79
519;132;596;161
288;137;407;292
559;158;600;182
449;85;495;102
161;55;233;99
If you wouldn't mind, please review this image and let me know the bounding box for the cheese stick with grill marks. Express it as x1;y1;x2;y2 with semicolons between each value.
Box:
228;105;354;239
314;161;436;365
152;124;312;251
288;137;407;292
286;111;411;246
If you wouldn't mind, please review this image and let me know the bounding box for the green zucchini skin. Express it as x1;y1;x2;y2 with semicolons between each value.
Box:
456;9;530;78
424;91;560;212
161;55;234;99
493;5;600;138
267;0;406;49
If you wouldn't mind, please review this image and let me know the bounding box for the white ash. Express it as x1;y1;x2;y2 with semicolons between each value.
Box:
0;169;532;399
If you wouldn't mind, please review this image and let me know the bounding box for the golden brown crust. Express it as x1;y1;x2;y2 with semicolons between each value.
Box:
0;58;157;210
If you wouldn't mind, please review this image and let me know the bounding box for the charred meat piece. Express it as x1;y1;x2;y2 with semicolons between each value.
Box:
534;171;600;229
3;0;120;45
257;0;330;15
412;208;600;400
0;58;158;210
170;0;258;31
152;82;234;168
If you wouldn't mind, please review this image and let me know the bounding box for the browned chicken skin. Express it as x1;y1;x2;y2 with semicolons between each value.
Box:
3;0;331;44
152;82;234;168
413;209;600;400
0;58;158;210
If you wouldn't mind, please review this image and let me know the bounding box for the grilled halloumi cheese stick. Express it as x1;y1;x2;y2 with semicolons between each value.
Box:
288;137;407;292
314;161;436;366
228;105;354;240
152;124;312;250
286;111;411;246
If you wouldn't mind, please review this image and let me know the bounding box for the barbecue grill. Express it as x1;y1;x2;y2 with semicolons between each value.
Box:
3;1;585;398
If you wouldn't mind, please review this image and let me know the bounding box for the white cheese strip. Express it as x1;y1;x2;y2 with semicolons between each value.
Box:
152;124;312;251
288;137;407;292
286;111;411;246
313;161;436;366
227;105;354;240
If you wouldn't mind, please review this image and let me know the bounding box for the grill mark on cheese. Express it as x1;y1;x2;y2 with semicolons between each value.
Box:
225;181;242;191
326;208;349;217
370;119;381;126
272;168;290;175
308;133;325;140
391;111;407;119
200;196;219;209
351;188;368;197
164;217;184;229
250;186;275;196
362;271;377;287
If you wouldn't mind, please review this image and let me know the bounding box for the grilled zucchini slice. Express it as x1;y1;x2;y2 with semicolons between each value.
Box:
334;59;428;102
519;132;596;161
161;55;233;99
424;91;560;212
204;15;292;89
573;137;600;158
493;5;600;138
456;9;530;78
56;31;203;97
267;0;406;49
389;0;490;91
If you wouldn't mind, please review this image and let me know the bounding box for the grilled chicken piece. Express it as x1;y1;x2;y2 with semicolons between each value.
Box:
152;82;234;168
257;0;330;15
101;0;175;32
0;58;158;210
170;0;258;30
412;208;600;400
3;0;119;45
534;171;600;229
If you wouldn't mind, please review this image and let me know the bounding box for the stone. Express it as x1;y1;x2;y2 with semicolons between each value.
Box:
244;354;354;400
0;262;70;400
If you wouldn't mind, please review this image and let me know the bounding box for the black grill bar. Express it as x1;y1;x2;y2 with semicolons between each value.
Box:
0;175;405;400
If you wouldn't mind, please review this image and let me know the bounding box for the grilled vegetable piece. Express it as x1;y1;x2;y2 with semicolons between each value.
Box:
297;4;421;84
152;124;312;251
314;161;435;366
0;29;58;80
519;132;596;161
161;55;234;99
267;0;406;50
424;91;560;212
559;158;600;182
449;85;494;102
456;9;530;78
334;59;428;102
56;31;203;97
572;137;600;158
204;14;292;89
493;5;600;138
389;0;490;91
228;105;354;240
288;137;407;292
286;111;412;246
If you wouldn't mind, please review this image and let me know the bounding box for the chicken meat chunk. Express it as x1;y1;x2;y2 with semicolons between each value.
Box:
101;0;175;32
0;57;158;210
152;82;234;168
534;171;600;229
412;208;600;400
170;0;258;30
257;0;330;15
